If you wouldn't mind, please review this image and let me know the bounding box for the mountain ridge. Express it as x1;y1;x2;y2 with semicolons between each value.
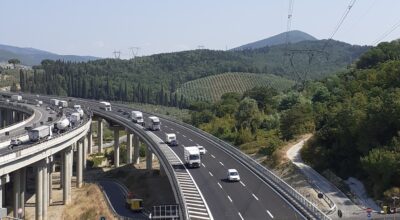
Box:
0;44;99;66
233;30;318;50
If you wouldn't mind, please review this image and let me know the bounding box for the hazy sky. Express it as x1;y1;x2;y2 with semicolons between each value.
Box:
1;0;399;58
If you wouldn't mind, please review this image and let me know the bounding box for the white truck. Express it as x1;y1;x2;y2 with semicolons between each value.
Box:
11;95;22;102
50;99;59;106
73;105;84;117
99;101;112;111
184;146;201;168
70;112;81;126
131;111;145;125
165;133;178;146
59;100;68;108
28;125;52;142
148;116;161;131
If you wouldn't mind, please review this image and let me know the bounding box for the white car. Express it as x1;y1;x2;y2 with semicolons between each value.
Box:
227;169;240;182
197;146;206;155
9;139;22;149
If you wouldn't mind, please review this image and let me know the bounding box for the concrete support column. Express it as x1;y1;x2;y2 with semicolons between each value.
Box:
49;162;54;204
127;132;133;164
97;120;103;153
83;137;88;169
133;135;140;164
36;161;44;220
60;154;64;190
88;129;93;154
146;147;153;170
43;159;48;220
114;128;120;167
13;170;21;218
20;167;26;218
76;141;83;188
63;147;72;205
11;110;16;125
70;144;74;179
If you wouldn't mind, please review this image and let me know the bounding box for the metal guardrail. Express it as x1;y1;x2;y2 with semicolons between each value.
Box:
90;109;187;220
115;104;331;220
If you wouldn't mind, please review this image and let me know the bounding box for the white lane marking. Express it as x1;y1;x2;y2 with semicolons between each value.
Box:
188;215;210;220
211;154;215;158
227;195;233;203
217;182;222;189
176;131;180;134
209;172;213;177
183;134;186;137
189;138;193;141
164;125;168;128
219;161;224;166
252;193;259;201
170;128;174;131
238;212;244;220
267;210;274;218
240;181;246;187
202;163;206;168
182;144;185;147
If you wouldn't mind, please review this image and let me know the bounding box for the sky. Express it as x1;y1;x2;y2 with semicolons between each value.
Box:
1;0;400;59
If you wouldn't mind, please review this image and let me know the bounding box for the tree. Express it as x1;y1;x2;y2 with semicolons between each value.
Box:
243;87;278;112
280;103;314;140
8;58;20;68
235;98;261;134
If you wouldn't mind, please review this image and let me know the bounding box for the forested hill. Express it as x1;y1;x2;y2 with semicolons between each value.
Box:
302;40;400;200
20;39;369;106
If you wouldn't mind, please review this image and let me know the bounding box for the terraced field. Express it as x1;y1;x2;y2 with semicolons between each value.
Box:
176;72;295;102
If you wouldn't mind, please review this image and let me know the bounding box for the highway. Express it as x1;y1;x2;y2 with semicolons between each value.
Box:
98;180;148;220
109;105;304;220
0;102;54;149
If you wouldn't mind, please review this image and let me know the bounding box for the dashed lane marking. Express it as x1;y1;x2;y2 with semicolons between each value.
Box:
219;161;224;166
209;172;213;177
183;134;186;137
238;212;244;220
217;183;222;189
227;196;233;203
189;138;193;141
252;193;259;201
202;163;206;168
267;210;274;219
240;181;246;187
211;154;215;158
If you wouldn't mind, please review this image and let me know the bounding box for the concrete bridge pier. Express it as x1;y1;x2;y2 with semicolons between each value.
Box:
0;175;10;217
127;132;133;164
12;170;20;218
113;127;121;167
146;147;153;170
133;134;140;164
35;160;44;220
88;128;93;154
83;137;88;169
63;147;72;205
97;119;103;153
76;141;83;188
43;159;49;220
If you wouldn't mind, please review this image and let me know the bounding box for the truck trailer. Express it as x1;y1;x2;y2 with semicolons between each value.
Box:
11;95;22;102
28;125;52;142
148;116;161;131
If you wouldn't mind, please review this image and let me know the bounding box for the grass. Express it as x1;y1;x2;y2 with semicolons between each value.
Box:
176;72;295;102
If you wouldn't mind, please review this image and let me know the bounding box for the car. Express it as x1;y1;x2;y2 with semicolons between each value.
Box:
49;110;55;114
46;106;51;110
227;169;240;182
9;139;22;148
197;146;206;155
117;109;123;113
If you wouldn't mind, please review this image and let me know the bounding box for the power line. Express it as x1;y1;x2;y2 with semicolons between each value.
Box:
372;18;400;45
113;50;121;59
129;47;140;59
322;0;357;51
285;0;295;50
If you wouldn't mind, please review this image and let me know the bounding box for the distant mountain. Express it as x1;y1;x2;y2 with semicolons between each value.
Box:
0;44;99;66
233;30;317;50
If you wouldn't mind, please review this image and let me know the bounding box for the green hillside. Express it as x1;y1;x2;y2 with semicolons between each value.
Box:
176;72;294;102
